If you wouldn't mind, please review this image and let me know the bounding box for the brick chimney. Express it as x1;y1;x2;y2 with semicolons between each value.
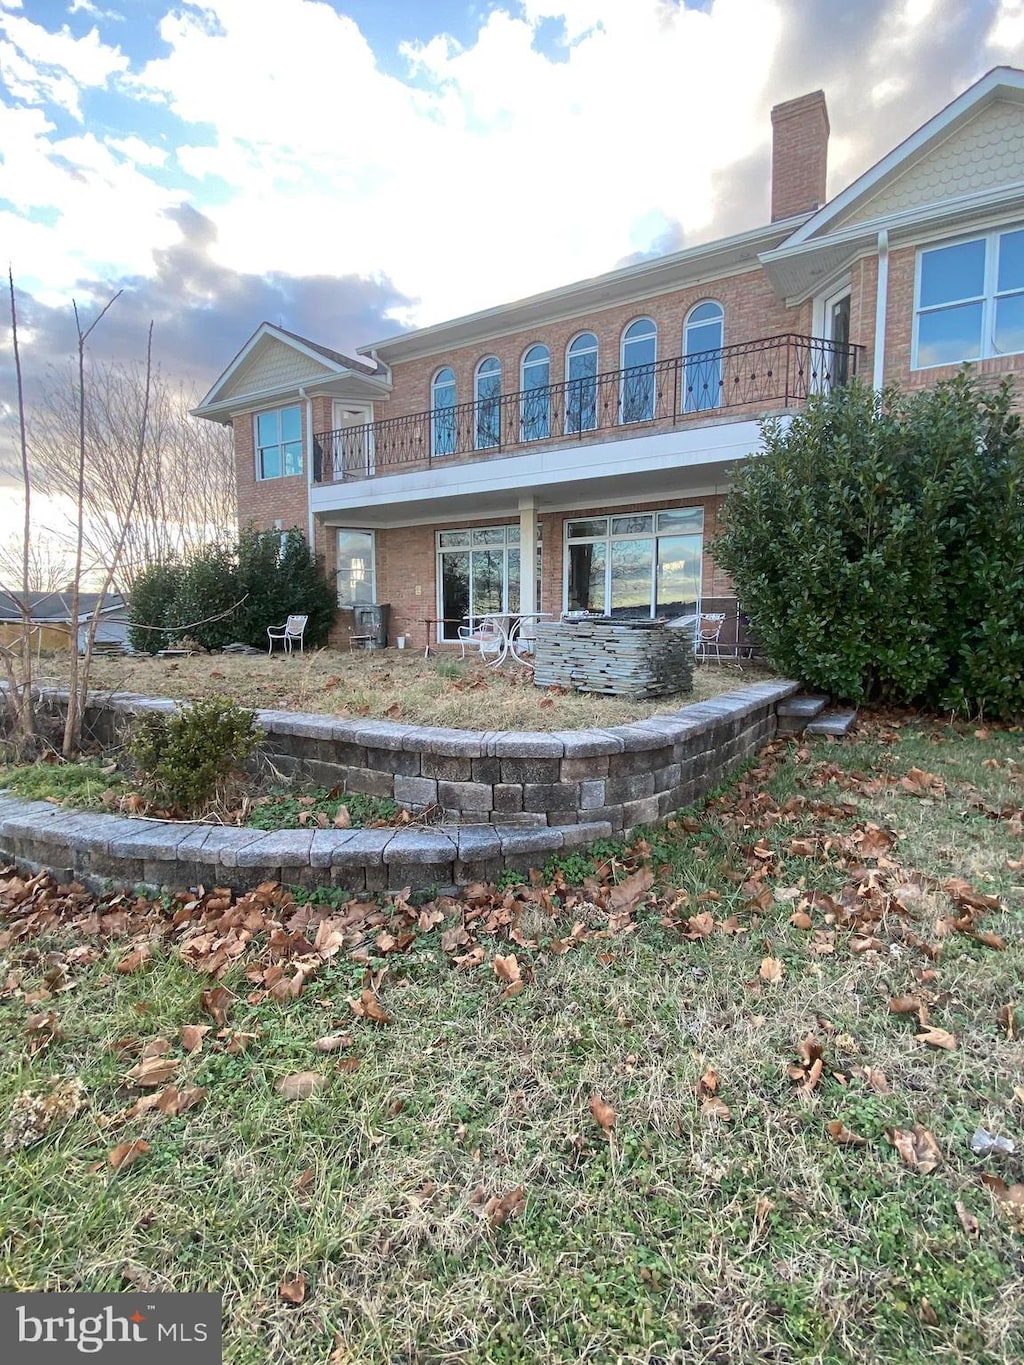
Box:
770;90;830;222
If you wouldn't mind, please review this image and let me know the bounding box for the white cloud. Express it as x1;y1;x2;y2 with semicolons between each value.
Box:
3;0;1015;341
123;0;782;325
0;11;127;118
987;0;1024;54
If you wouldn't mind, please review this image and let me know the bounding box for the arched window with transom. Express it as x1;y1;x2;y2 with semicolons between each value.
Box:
431;367;457;457
565;332;598;434
620;317;657;423
683;302;723;413
520;344;550;442
474;356;502;450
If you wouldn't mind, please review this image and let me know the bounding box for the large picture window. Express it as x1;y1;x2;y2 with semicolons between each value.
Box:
255;405;302;480
336;529;376;607
914;226;1024;368
565;508;703;619
436;525;541;640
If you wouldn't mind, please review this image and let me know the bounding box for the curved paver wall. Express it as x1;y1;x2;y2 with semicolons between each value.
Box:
0;680;797;894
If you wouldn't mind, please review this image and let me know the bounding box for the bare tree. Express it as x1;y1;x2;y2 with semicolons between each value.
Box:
0;268;38;756
15;363;236;588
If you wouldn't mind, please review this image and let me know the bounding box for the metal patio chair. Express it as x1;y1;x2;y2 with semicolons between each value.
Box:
267;613;308;655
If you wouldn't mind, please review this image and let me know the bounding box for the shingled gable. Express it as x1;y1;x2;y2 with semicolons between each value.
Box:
193;321;390;421
760;67;1024;303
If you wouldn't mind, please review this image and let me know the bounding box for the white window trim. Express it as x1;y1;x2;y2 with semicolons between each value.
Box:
562;507;704;618
912;225;1024;370
255;404;303;482
336;528;376;608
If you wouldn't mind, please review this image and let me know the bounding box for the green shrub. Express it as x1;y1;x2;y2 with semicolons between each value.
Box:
128;527;337;654
128;561;184;654
713;372;1024;718
129;697;262;814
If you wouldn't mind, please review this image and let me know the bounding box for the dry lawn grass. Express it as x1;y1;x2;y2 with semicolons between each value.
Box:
1;715;1023;1363
40;647;777;730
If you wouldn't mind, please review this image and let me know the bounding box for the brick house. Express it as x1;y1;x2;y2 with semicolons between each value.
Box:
195;67;1024;653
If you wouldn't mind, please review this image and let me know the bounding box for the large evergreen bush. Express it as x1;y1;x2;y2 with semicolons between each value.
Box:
128;526;337;653
127;561;184;654
713;372;1024;718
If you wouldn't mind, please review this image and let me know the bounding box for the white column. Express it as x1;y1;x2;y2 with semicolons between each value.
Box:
873;228;889;392
518;494;537;640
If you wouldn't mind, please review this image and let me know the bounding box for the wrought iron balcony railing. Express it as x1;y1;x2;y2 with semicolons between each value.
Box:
313;333;860;483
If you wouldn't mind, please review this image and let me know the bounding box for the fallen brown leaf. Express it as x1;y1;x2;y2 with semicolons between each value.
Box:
108;1138;149;1170
759;956;785;984
200;985;234;1026
278;1273;306;1305
890;1125;942;1174
275;1072;325;1101
916;1027;957;1051
589;1093;616;1134
826;1118;867;1147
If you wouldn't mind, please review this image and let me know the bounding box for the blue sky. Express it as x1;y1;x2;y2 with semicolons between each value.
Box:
1;0;1022;393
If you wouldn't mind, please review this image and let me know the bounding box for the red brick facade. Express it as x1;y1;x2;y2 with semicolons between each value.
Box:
204;71;1024;656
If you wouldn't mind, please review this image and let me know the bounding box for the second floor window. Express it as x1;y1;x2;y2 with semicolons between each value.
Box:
256;405;302;479
684;301;724;413
475;356;502;449
431;367;457;457
521;344;550;442
566;332;598;434
915;226;1024;367
621;318;657;423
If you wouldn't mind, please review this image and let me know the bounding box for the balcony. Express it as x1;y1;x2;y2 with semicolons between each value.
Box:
313;333;860;483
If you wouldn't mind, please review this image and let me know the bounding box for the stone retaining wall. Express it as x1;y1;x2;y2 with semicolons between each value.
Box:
1;679;797;895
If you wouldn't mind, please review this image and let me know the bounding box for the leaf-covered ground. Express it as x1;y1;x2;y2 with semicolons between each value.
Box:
40;650;773;731
1;715;1023;1364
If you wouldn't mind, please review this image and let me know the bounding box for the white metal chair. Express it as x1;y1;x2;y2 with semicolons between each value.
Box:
696;613;726;659
457;613;508;665
267;613;308;655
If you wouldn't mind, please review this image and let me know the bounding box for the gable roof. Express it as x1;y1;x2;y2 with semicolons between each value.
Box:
758;67;1024;302
193;322;391;421
781;66;1024;250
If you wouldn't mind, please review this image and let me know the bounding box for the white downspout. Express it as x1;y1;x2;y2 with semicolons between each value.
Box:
298;386;316;548
873;229;889;391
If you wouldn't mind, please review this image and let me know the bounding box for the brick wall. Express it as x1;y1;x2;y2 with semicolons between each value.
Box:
380;270;813;423
234;404;310;535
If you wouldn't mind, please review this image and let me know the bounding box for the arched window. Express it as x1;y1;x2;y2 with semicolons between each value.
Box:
620;317;657;423
684;301;723;414
475;355;502;450
431;367;457;457
565;332;598;434
520;344;550;442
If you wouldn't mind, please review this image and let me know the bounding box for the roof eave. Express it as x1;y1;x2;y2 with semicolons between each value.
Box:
358;215;811;363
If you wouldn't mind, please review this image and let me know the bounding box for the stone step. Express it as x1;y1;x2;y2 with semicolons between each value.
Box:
805;709;858;738
776;694;830;734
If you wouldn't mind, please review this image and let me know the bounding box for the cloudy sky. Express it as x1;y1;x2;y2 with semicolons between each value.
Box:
1;0;1023;393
